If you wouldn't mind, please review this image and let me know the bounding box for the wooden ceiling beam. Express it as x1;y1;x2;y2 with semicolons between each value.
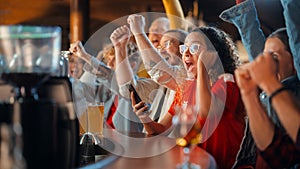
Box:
70;0;89;43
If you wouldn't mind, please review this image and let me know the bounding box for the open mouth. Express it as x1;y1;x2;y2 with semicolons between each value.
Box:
151;39;159;46
70;69;77;76
185;60;194;72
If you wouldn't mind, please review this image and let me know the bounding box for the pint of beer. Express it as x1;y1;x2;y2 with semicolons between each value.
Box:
79;102;104;136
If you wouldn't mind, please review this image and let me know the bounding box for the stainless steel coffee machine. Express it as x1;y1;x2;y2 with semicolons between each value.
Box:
0;25;79;169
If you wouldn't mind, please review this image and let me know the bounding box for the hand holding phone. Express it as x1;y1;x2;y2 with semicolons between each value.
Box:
128;84;142;103
128;84;151;111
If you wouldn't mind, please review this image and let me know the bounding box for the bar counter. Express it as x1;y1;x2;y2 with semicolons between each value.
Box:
87;129;217;169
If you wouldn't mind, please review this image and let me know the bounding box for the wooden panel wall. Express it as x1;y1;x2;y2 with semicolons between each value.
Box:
0;0;71;49
0;0;165;50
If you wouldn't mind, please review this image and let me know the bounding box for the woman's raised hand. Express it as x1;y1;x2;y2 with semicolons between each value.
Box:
110;25;131;48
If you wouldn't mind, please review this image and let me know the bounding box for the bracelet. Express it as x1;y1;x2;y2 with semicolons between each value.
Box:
269;86;287;102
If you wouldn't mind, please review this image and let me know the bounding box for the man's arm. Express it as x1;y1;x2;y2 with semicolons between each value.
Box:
243;92;275;150
219;0;265;61
69;41;114;83
281;0;300;79
110;25;135;87
249;52;300;142
265;84;300;142
110;26;160;102
127;15;182;90
235;67;275;150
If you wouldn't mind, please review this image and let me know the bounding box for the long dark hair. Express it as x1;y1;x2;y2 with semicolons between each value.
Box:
192;26;240;75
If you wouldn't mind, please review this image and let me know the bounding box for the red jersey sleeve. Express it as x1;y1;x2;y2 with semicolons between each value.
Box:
212;76;244;117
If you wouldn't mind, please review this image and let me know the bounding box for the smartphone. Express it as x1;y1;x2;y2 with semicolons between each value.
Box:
128;84;150;112
128;84;142;103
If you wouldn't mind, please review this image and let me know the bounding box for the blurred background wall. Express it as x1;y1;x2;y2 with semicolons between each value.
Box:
0;0;285;61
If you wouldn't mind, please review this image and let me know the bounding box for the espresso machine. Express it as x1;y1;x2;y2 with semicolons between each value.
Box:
0;25;79;169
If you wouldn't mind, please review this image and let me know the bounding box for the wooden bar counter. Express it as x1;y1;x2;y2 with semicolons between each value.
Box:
92;129;217;169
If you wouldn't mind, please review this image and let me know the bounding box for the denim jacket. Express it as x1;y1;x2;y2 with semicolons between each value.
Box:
220;0;300;79
281;0;300;79
219;0;265;62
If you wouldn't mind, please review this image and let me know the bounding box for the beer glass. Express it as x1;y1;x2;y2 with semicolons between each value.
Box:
80;102;104;145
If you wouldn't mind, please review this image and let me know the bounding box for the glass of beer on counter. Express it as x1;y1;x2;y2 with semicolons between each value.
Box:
79;101;104;145
86;102;104;137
